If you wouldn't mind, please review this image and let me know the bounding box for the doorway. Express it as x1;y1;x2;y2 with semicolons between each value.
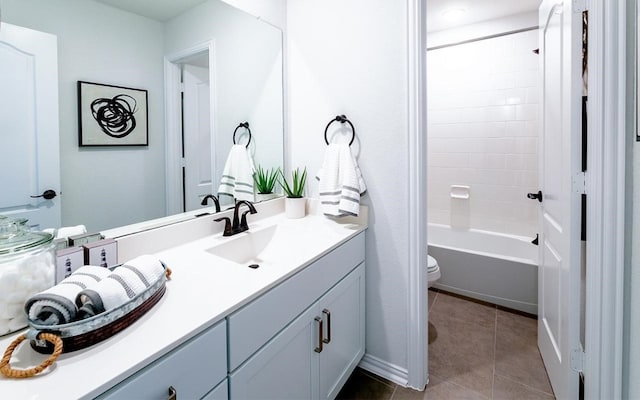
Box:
180;53;214;212
164;41;217;216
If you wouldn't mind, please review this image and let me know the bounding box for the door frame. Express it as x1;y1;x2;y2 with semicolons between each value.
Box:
584;1;626;398
164;40;217;216
407;0;428;390
408;0;626;396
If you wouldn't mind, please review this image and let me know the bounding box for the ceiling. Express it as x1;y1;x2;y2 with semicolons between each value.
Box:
94;0;541;36
426;0;542;32
94;0;209;21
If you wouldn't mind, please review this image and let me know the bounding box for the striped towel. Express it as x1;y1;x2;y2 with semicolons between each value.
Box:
218;144;256;202
25;265;111;325
75;255;166;319
316;143;366;217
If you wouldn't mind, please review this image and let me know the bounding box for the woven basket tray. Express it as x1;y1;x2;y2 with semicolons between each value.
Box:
0;267;170;379
29;277;167;354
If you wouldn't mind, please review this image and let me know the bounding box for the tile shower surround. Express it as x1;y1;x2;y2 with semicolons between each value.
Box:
427;30;540;237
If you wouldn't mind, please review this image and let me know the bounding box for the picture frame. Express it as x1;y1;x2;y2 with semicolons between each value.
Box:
77;81;148;146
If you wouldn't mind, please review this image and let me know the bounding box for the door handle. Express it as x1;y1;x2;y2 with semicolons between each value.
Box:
527;190;543;202
168;386;177;400
322;309;331;344
532;234;539;246
30;190;57;200
314;316;323;353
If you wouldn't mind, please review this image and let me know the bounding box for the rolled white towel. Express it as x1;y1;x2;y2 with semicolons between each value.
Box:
55;225;87;240
24;265;111;325
76;256;166;319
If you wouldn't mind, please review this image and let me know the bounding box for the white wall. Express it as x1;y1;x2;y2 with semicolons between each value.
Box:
164;1;284;193
3;0;166;233
427;11;539;48
220;0;287;28
427;25;539;237
287;0;411;375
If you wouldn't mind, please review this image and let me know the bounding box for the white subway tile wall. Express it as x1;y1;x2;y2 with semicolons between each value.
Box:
427;30;539;237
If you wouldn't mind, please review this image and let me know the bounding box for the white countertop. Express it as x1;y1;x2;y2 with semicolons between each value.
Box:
0;203;367;399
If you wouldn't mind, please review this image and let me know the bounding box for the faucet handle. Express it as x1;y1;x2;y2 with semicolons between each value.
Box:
214;217;233;236
239;210;254;232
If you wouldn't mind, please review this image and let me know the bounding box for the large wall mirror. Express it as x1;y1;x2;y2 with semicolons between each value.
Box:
1;0;284;233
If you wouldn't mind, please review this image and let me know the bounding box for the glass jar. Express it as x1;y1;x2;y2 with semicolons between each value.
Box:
0;216;55;335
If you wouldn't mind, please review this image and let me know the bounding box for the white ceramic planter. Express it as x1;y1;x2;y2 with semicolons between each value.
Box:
285;197;306;219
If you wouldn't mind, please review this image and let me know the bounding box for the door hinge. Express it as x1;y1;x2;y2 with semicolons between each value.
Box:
572;172;587;195
180;82;185;93
570;348;585;373
180;157;186;168
573;0;587;12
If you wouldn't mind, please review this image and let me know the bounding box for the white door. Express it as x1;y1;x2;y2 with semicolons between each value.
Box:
182;64;214;212
537;1;583;399
0;23;61;230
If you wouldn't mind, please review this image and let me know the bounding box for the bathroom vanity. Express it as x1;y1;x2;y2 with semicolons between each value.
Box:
0;199;367;399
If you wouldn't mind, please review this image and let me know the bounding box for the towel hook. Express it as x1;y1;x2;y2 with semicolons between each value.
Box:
233;122;251;148
324;115;355;146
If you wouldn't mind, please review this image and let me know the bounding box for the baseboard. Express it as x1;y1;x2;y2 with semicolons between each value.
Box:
358;353;409;387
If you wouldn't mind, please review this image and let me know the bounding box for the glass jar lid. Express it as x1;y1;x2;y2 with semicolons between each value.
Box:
0;215;53;256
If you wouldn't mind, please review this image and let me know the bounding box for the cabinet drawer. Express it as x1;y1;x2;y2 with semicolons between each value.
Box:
98;320;227;400
228;232;364;371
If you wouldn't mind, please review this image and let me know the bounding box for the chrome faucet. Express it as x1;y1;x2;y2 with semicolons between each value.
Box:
215;200;257;236
200;194;221;213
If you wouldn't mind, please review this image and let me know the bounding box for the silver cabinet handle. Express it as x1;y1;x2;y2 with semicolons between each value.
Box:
168;385;177;400
322;309;331;344
314;316;323;353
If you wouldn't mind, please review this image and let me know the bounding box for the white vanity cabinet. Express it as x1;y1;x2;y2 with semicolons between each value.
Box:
228;233;366;400
97;319;227;400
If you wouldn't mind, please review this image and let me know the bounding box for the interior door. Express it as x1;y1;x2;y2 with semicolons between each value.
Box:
0;23;61;229
182;63;213;212
537;1;583;398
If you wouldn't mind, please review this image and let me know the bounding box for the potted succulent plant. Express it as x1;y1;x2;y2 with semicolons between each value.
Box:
278;167;307;218
253;165;279;202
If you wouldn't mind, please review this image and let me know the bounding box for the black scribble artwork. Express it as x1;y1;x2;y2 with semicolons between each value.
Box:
90;94;138;138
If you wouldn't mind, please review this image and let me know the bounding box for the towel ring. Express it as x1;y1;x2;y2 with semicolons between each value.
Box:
324;115;355;146
233;122;251;148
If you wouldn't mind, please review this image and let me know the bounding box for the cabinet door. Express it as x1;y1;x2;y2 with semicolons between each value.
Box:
202;378;228;400
319;263;365;400
229;305;320;400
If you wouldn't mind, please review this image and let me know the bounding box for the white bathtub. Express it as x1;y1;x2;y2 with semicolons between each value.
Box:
428;223;539;315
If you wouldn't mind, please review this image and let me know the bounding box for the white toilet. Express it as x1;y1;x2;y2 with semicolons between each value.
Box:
427;255;441;287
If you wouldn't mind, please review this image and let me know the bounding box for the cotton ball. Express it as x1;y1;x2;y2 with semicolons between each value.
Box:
0;267;19;293
6;290;28;303
14;274;34;293
0;319;10;335
44;264;55;284
8;314;27;331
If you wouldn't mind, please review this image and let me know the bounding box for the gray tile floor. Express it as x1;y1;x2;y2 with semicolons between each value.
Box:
337;289;555;400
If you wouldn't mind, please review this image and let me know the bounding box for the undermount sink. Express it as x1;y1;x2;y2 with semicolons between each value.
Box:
202;211;367;269
206;225;279;265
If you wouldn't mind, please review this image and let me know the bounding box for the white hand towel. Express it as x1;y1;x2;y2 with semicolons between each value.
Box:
25;265;111;325
218;144;256;202
317;143;367;217
55;225;87;240
75;255;166;318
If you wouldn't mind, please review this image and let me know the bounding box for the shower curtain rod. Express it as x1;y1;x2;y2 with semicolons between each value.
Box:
427;26;538;51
